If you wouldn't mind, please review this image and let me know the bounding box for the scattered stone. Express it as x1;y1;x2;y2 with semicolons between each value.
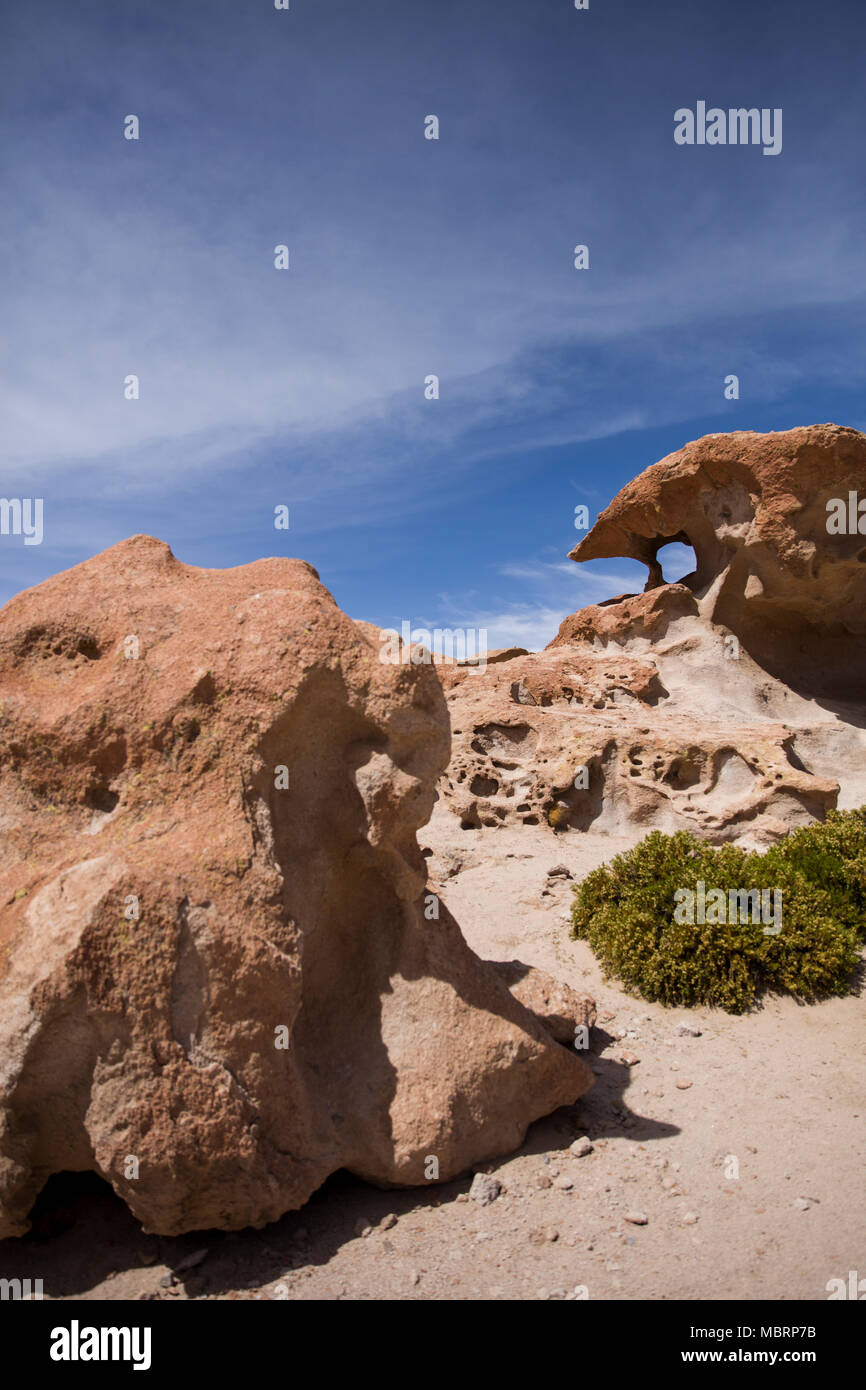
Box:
535;1173;552;1190
380;1213;398;1230
547;864;572;879
469;1173;502;1206
545;1228;560;1243
619;1051;640;1067
794;1197;810;1212
675;1078;693;1090
661;1178;677;1190
682;1212;699;1225
354;1217;373;1237
675;1024;702;1037
408;1270;421;1286
569;1136;593;1158
554;1176;574;1191
624;1211;648;1225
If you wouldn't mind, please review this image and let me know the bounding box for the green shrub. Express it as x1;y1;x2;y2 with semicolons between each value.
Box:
761;808;866;941
570;815;865;1013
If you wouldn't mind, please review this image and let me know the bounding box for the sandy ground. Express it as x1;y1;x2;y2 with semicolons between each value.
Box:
2;805;864;1302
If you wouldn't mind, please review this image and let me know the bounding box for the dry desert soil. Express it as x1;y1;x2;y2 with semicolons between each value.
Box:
3;805;863;1303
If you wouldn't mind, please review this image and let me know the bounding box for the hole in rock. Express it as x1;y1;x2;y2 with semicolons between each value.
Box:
85;785;120;813
663;754;703;790
654;542;698;586
469;774;499;797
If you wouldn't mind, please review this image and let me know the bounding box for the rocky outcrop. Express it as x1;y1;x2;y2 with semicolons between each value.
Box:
570;424;866;700
0;537;592;1239
438;427;866;841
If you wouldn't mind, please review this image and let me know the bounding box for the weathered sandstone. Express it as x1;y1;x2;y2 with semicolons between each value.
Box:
0;537;591;1238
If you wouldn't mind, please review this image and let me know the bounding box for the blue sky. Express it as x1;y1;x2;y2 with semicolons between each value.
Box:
2;0;865;648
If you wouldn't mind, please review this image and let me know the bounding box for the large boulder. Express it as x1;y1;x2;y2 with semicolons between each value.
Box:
0;536;591;1238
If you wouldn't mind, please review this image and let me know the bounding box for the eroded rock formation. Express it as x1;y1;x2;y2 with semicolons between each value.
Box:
0;537;591;1238
438;427;866;841
570;423;866;699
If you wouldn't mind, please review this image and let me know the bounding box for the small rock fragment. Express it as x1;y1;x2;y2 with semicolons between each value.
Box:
675;1078;693;1090
624;1211;648;1225
469;1173;502;1206
569;1136;593;1158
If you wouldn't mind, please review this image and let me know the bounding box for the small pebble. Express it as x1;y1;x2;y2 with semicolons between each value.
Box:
570;1136;593;1157
554;1176;574;1191
380;1213;397;1230
682;1212;699;1225
675;1078;693;1090
470;1173;502;1206
354;1217;373;1237
624;1211;648;1225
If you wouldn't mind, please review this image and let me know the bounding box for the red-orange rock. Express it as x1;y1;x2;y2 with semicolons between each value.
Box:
438;427;866;841
0;537;591;1238
570;424;866;698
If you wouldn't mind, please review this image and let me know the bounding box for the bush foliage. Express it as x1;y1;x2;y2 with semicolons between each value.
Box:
569;810;866;1013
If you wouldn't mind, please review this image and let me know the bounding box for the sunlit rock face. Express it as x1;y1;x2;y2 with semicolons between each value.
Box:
0;536;591;1238
438;427;866;843
570;424;866;701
